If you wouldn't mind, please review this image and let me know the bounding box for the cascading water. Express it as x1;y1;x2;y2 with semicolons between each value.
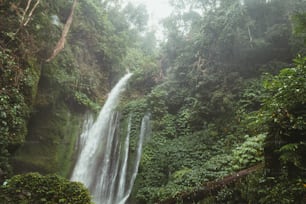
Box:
71;73;150;204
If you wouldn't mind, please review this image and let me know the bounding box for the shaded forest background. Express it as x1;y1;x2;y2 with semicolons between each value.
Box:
0;0;305;203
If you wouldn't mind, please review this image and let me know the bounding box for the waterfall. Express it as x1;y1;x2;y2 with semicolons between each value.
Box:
71;73;150;204
118;114;150;204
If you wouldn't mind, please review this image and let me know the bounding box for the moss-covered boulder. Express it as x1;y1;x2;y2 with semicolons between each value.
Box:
0;172;92;204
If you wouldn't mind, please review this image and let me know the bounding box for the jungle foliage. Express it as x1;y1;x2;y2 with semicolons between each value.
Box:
0;172;91;204
0;0;157;202
121;0;306;203
1;0;306;203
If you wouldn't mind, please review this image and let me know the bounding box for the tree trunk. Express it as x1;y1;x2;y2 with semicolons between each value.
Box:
46;0;77;62
157;164;263;204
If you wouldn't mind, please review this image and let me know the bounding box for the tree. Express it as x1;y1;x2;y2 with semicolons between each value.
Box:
262;56;306;177
46;0;78;62
123;2;149;32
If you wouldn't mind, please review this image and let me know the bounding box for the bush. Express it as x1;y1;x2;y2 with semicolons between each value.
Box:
0;173;92;204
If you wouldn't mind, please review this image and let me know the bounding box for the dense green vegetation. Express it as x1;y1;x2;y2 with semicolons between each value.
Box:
0;0;306;203
0;0;156;202
0;172;91;203
123;0;306;203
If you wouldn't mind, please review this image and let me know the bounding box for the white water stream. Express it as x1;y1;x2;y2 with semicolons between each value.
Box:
71;73;150;204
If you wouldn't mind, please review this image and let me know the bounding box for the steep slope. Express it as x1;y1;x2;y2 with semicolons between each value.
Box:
121;0;306;203
0;0;151;180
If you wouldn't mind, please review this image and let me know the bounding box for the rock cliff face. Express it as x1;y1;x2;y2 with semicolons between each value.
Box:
0;0;130;179
11;27;113;177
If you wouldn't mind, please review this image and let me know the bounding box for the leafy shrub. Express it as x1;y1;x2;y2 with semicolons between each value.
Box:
261;56;306;174
0;173;92;204
240;173;306;204
73;91;100;111
231;133;266;170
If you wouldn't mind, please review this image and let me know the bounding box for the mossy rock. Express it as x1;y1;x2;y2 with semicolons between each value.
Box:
12;103;84;178
0;172;92;204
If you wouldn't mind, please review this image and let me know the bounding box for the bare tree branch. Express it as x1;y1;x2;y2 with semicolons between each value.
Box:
20;0;32;24
23;0;40;26
19;0;40;27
